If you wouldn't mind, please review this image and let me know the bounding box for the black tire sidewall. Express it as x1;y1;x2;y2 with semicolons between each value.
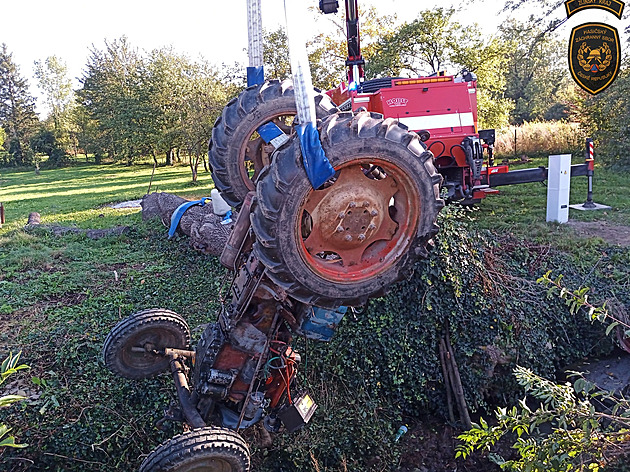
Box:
253;113;442;307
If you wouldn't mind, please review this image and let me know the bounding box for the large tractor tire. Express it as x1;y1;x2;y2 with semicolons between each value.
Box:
103;309;190;380
250;111;444;308
209;79;337;208
139;427;250;472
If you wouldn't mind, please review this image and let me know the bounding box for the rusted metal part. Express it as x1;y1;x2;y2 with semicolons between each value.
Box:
236;309;281;430
220;192;256;271
169;354;206;429
130;345;196;360
298;159;420;282
303;164;398;267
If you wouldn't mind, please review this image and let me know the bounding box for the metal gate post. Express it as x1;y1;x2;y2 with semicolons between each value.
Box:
569;137;611;211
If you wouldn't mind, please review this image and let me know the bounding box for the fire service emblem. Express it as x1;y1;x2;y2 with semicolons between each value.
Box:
564;0;625;19
569;22;620;95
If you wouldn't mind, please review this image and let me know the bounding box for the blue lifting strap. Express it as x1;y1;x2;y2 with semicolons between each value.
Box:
297;122;336;189
168;197;211;239
246;66;288;147
246;66;265;87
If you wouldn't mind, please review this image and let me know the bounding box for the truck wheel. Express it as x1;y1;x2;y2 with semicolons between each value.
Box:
251;111;444;308
139;427;250;472
103;309;190;380
209;79;337;208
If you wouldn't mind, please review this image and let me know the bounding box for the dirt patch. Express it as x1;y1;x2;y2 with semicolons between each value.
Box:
566;220;630;246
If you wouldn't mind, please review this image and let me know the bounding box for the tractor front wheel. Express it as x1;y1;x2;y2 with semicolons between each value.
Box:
139;427;250;472
103;308;190;380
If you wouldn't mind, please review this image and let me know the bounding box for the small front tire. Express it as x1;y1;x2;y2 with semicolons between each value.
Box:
103;308;190;380
139;427;250;472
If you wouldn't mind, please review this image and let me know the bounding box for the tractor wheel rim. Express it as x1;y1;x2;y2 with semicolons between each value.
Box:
121;328;178;371
298;159;421;282
239;114;295;190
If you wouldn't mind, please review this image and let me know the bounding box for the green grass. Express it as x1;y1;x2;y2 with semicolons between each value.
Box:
0;163;214;231
472;157;630;246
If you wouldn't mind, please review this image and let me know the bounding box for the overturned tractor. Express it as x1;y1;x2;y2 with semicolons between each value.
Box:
103;1;445;471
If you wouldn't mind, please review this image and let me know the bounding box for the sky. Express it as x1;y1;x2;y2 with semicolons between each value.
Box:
2;0;625;115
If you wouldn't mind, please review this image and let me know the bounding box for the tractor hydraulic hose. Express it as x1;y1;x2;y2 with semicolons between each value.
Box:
428;140;446;159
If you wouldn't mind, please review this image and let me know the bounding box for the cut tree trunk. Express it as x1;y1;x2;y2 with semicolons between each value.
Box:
141;192;236;257
24;212;130;240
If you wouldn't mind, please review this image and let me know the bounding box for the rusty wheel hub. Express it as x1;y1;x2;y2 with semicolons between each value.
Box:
302;164;400;268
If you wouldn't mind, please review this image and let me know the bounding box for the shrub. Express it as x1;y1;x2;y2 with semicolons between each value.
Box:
495;121;586;159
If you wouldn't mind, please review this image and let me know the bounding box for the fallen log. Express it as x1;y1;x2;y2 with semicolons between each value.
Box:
24;212;130;240
140;192;236;257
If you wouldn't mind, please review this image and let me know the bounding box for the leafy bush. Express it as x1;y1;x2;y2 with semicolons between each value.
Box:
0;352;29;448
457;367;630;471
256;206;613;471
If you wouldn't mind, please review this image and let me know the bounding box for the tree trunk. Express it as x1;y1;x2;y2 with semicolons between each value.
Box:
141;192;235;257
25;212;130;239
166;149;174;166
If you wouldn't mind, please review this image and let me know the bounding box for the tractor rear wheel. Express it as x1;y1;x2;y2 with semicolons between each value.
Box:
138;427;250;472
103;309;190;380
250;111;444;308
209;79;337;208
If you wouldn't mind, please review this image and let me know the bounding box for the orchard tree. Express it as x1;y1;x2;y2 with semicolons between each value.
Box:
34;56;74;164
178;62;234;181
77;37;150;164
0;43;39;166
33;56;73;131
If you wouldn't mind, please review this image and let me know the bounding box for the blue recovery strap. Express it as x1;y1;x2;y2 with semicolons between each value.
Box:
257;122;284;143
246;66;287;146
168;197;211;239
246;66;265;87
297;122;336;189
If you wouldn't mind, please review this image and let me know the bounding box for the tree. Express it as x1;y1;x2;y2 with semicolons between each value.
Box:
580;59;630;168
33;56;75;165
76;37;150;165
263;28;291;81
262;7;396;90
0;44;39;166
366;9;513;129
33;56;72;131
499;18;574;124
368;8;468;77
177;62;233;181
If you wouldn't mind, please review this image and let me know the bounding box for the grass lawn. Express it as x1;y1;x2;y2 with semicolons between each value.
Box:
0;160;627;471
0;163;214;230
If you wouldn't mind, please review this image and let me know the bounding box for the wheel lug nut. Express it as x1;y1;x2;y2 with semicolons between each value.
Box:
336;226;344;233
368;223;376;230
344;234;353;241
338;212;345;218
358;234;366;241
363;201;370;207
370;209;378;216
349;201;357;208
